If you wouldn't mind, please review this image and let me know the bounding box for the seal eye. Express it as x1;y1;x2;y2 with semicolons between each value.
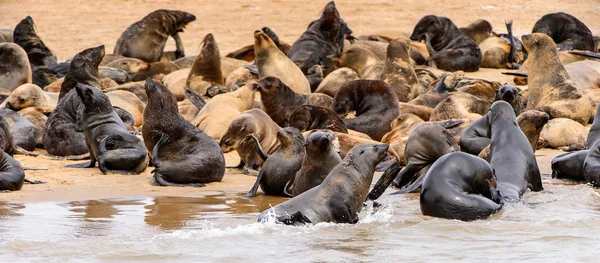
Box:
359;150;365;155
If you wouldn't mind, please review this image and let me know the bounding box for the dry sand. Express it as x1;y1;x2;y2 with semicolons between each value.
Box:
0;0;597;202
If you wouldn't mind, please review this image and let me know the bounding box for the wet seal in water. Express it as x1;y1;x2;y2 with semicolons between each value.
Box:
42;45;105;156
66;84;148;174
410;15;482;72
13;16;58;87
532;12;595;51
143;78;225;186
246;127;305;197
114;9;196;63
332;80;400;141
289;131;342;196
0;43;32;92
288;105;348;133
420;152;502;221
487;101;543;203
522;33;594;125
252;76;333;127
257;144;388;225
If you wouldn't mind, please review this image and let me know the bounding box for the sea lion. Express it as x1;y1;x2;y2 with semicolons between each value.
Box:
532;12;594;51
288;1;354;88
291;131;342;196
332;80;400;141
314;67;359;97
338;46;383;79
143;78;225;186
246;127;305;197
253;76;333;127
0;43;32;91
429;93;490;122
288;105;347;133
43;45;104;156
257;144;388;225
487;101;543;202
522;33;594;125
459;19;492;45
0;148;25;191
191;84;255;141
539;118;587;151
226;27;292;62
185;33;225;95
410;15;482;72
114;9;196;62
420;152;502;221
12;16;58;88
254;30;311;94
381;38;426;102
68;84;147;174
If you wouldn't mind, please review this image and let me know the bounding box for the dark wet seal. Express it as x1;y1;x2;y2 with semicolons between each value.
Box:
532;12;595;51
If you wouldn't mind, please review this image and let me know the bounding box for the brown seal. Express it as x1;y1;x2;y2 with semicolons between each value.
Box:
257;144;388;225
246;127;305;197
398;102;432;121
254;30;311;94
338;46;383;79
142;78;225;186
459;19;493;45
314;67;359;97
290;131;342;196
381;38;427;102
103;81;147;103
105;90;146;127
253;76;333;127
479;20;527;69
332;80;400;141
288;105;347;133
185;33;225;95
380;113;424;164
532;12;595;51
114;9;196;62
225;27;291;62
408;72;463;108
522;33;594;125
0;43;32;91
539;118;587;150
13;16;58;88
429;93;490;122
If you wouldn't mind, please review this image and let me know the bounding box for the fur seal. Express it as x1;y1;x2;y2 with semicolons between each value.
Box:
105;90;146;127
253;76;333;127
381;38;426;102
226;27;291;62
495;84;521;115
67;84;147;174
332;80;400;141
487;101;543;202
0;43;32;91
0;148;25;191
254;30;311;94
257;144;388;225
43;45;104;156
459;19;493;45
429;93;489;122
420;152;502;221
114;9;196;62
246;127;305;197
410;15;482;72
338;46;383;79
185;33;225;95
552;151;588;182
13;16;58;87
480;20;527;69
0;109;39;153
5;84;57;111
290;131;342;196
143;78;225;186
532;12;594;51
380;113;424;164
314;67;359;97
539;118;587;150
288;105;347;133
408;72;462;108
522;33;594;125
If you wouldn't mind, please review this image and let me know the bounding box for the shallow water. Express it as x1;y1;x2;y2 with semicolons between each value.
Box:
2;180;600;262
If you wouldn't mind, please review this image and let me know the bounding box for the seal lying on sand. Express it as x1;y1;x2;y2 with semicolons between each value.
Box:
257;144;388;225
532;12;595;51
420;152;502;221
143;78;225;186
0;43;31;92
114;9;196;63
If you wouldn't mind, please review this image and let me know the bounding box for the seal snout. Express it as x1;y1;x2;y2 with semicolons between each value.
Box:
184;12;196;22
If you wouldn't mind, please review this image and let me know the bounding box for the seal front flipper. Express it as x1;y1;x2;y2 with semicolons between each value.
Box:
247;133;269;161
392;171;426;195
245;168;265;197
391;163;421;190
367;161;402;201
24;178;45;184
245;64;259;75
171;32;185;59
65;159;96;168
184;87;206;110
276;211;312;225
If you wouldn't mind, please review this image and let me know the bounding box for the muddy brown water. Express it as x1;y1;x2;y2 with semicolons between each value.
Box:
2;177;600;262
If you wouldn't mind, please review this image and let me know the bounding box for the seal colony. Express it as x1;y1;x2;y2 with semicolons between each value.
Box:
1;3;600;225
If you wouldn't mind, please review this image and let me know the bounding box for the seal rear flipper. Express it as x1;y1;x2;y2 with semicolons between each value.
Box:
247;133;269;161
501;72;528;77
392;172;426;195
245;64;259;75
367;161;403;201
277;211;312;225
24;178;45;184
245;167;265;197
505;20;516;65
283;180;293;197
435;119;465;129
14;146;38;156
391;163;420;189
568;50;600;60
65;160;96;168
528;170;544;192
184;87;207;110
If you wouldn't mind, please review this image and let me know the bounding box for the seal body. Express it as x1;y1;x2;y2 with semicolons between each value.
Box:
0;148;25;191
532;12;594;51
143;78;225;186
381;38;426;102
292;131;342;196
0;43;31;91
420;152;502;221
552;151;587;182
288;105;347;133
13;16;58;88
257;144;388;225
114;9;196;63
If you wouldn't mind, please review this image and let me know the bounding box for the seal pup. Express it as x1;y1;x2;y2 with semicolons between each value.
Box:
0;43;31;91
410;15;482;72
459;19;493;45
487;101;543;202
13;16;58;87
332;80;400;141
143;78;225;186
539;118;587;151
288;105;347;133
114;9;196;62
381;38;426;102
290;131;342;196
314;67;359;97
522;33;594;125
532;12;595;51
42;45;104;156
254;30;311;94
246;127;305;197
253;76;333;127
258;144;387;224
420;152;502;221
